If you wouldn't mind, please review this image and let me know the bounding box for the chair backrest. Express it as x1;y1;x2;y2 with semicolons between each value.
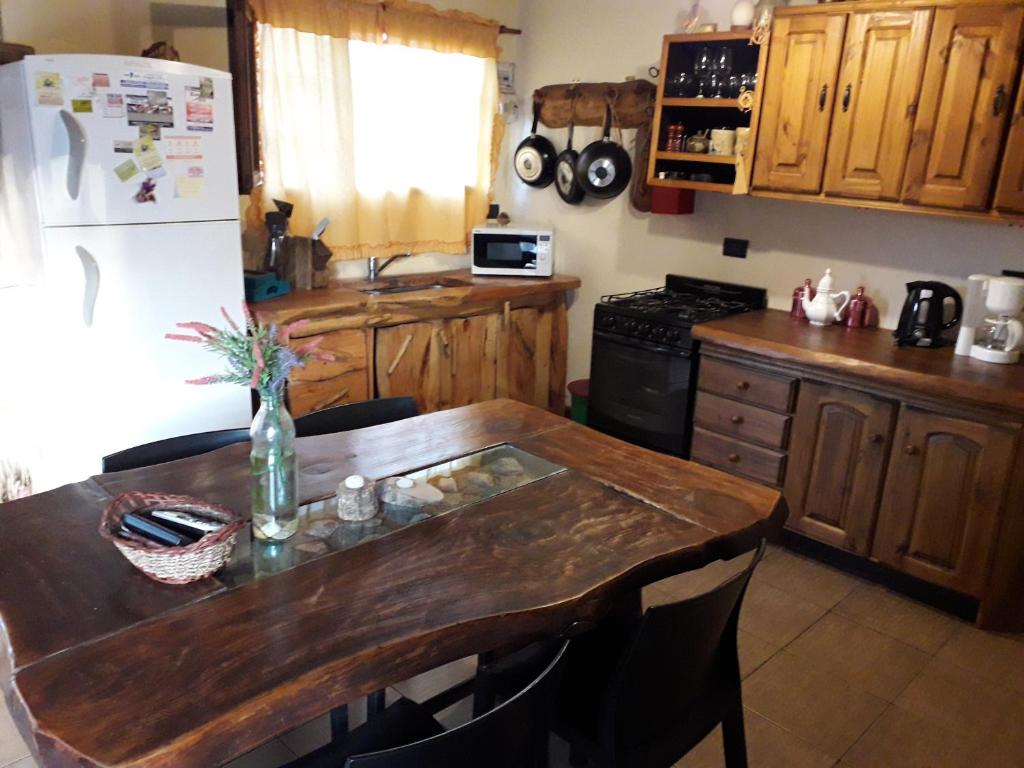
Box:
346;640;568;768
293;397;419;439
101;428;251;473
605;541;766;766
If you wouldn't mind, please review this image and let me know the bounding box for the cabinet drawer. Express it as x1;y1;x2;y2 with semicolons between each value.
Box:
691;427;786;486
288;370;371;417
289;329;369;383
699;357;796;412
694;391;791;449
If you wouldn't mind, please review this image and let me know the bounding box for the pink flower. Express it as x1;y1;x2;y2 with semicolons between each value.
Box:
185;375;222;385
313;351;336;362
165;333;203;343
251;337;266;388
220;306;240;332
176;321;218;339
241;300;254;328
296;336;325;356
280;318;310;343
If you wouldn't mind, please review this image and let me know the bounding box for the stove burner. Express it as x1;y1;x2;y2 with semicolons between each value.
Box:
600;287;750;325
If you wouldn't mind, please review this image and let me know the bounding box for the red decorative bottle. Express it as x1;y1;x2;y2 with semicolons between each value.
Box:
791;278;815;320
844;286;872;327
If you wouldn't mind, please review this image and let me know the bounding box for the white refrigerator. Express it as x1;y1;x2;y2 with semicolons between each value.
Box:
0;54;252;492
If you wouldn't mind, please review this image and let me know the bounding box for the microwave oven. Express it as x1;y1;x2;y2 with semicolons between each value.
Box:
471;225;554;277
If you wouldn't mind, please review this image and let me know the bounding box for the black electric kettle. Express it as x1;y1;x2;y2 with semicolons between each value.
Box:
894;281;963;347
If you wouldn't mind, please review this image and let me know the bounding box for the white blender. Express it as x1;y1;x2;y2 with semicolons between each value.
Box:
956;274;1024;364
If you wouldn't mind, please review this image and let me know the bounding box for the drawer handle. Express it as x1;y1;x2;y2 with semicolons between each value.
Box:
994;84;1007;117
904;445;919;456
727;453;741;463
869;433;884;444
818;84;828;112
730;415;745;425
736;381;750;391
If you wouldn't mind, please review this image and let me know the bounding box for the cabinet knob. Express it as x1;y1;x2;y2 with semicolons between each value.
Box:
727;452;741;463
730;415;745;425
842;83;852;112
818;84;828;112
869;433;884;444
736;381;750;391
904;445;919;456
994;84;1007;117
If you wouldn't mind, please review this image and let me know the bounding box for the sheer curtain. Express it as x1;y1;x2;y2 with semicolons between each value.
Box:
253;0;502;261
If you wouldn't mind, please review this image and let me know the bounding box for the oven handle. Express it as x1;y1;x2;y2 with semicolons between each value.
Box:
593;329;693;358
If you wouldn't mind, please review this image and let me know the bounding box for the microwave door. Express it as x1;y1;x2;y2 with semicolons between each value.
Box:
475;234;537;270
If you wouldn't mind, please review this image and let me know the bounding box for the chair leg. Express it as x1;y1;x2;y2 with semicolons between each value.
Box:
366;688;387;720
721;697;748;768
329;704;349;743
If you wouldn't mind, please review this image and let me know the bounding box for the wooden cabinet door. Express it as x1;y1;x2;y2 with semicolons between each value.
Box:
287;329;371;417
993;61;1024;212
440;314;498;409
375;321;443;413
497;305;553;410
901;5;1024;209
753;13;847;193
872;407;1019;597
823;9;932;200
784;382;896;554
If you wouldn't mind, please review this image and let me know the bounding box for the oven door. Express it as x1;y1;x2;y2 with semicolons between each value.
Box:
587;330;696;457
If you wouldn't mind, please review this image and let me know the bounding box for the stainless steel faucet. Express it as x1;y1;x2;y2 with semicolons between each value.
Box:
367;254;408;282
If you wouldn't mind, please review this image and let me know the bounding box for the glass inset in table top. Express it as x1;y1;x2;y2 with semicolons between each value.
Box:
218;444;566;587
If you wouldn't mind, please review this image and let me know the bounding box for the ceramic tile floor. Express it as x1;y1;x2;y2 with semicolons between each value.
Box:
3;543;1023;768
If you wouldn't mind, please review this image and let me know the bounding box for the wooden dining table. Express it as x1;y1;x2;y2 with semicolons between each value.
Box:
0;400;785;768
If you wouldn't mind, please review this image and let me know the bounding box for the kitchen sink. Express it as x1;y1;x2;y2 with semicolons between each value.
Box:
354;274;473;296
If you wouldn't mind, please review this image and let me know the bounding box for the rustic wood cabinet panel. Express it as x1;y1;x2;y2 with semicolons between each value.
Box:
375;321;443;413
753;13;847;193
441;314;499;409
784;382;896;554
823;9;932;200
287;329;371;417
993;60;1024;211
872;407;1019;597
901;4;1024;209
497;305;554;410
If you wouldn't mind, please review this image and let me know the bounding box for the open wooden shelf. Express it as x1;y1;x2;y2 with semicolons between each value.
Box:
650;178;736;193
662;97;743;108
655;151;737;164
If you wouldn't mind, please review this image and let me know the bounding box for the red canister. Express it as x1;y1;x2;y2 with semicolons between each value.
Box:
844;286;872;327
791;278;815;320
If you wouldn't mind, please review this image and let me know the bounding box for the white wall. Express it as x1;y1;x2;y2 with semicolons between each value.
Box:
512;0;1024;385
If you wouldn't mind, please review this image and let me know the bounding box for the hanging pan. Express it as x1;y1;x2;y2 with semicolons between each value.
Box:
514;100;556;188
555;102;585;204
575;103;632;199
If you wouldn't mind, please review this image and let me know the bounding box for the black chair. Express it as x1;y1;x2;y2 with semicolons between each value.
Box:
282;640;568;768
293;397;419;438
101;428;251;473
476;541;766;768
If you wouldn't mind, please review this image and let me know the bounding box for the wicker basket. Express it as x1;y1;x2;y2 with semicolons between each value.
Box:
99;492;244;585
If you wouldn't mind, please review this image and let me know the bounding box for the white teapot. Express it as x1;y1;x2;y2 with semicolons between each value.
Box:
801;269;850;326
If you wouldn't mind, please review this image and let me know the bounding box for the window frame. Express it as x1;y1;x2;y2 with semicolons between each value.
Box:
227;0;260;194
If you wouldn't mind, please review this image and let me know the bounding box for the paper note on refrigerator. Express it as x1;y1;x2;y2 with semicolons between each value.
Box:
35;72;63;106
132;137;163;171
175;176;205;199
114;159;140;182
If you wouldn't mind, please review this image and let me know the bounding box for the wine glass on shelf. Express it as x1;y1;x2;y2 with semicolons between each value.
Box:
711;46;733;98
693;45;713;98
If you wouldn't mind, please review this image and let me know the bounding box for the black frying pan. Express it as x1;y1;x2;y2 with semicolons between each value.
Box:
514;101;556;188
575;104;632;199
555;119;585;204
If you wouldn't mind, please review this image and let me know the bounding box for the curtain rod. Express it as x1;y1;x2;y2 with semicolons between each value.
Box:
499;25;522;35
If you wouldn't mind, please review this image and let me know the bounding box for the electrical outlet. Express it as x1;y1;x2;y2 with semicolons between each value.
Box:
723;237;748;259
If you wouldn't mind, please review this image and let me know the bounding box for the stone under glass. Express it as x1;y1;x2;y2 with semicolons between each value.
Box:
219;444;566;587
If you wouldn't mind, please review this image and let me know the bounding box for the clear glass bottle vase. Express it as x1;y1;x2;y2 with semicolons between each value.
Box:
250;389;299;541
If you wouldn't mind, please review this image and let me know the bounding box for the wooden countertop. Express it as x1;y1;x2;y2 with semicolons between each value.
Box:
253;269;581;330
693;309;1024;416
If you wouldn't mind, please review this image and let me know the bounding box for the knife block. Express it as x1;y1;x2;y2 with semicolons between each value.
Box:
281;237;332;290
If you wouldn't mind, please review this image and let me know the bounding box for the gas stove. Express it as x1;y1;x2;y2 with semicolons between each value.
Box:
594;275;768;353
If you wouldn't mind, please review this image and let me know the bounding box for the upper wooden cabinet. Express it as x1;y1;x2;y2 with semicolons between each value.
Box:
753;13;847;193
823;9;932;200
993;60;1024;211
901;4;1024;209
872;407;1019;597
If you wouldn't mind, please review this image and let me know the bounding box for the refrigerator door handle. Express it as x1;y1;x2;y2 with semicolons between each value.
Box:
75;246;100;328
59;110;86;201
